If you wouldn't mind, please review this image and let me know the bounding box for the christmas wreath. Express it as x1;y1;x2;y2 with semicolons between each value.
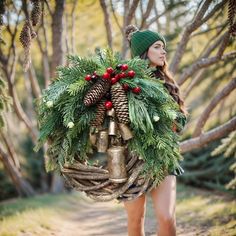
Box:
34;48;186;201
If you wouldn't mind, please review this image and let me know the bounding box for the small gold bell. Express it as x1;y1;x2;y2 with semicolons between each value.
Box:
108;119;117;136
118;123;133;140
106;108;115;117
97;130;109;153
89;133;97;146
107;146;127;183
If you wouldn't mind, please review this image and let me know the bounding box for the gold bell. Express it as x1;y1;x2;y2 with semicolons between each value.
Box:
97;130;109;153
106;108;115;117
89;132;97;146
107;146;127;183
108;119;117;136
118;123;133;140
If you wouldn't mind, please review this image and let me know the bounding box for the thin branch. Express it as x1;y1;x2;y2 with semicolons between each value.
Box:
44;0;53;17
146;9;166;28
28;64;42;98
110;0;122;33
100;0;113;48
192;78;236;137
0;131;20;170
180;116;236;153
191;22;228;37
178;51;236;86
125;0;140;26
199;29;228;59
183;69;204;98
140;0;155;29
169;0;228;74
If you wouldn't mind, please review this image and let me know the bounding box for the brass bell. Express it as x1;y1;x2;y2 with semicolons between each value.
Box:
107;146;127;183
97;130;109;153
89;132;97;146
118;123;133;140
108;119;117;136
106;108;115;117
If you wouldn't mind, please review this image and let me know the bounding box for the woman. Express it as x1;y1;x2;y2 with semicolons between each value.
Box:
123;25;188;236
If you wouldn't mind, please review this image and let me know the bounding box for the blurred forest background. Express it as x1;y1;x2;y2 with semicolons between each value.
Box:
0;0;236;202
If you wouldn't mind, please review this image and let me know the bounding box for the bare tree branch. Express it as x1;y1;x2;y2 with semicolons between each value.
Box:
100;0;113;48
125;0;140;26
192;78;236;137
0;131;20;170
0;144;35;197
183;69;204;98
110;0;122;33
178;50;236;86
180;116;236;153
140;0;155;29
199;29;228;59
169;0;228;74
44;0;53;17
28;64;41;98
191;22;228;37
121;0;140;57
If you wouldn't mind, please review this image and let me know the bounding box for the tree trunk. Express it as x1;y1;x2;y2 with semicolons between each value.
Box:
50;0;66;193
0;146;35;197
51;0;65;78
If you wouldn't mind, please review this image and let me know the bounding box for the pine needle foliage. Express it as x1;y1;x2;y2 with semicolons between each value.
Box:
35;49;186;183
211;131;236;189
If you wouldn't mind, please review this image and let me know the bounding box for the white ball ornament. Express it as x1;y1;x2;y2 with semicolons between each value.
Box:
67;122;74;128
153;115;160;122
46;101;53;108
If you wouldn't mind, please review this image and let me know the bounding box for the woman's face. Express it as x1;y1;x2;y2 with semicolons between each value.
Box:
147;40;166;67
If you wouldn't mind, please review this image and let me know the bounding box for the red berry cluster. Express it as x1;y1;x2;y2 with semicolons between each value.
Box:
84;71;99;82
102;64;136;85
84;64;141;110
84;64;136;84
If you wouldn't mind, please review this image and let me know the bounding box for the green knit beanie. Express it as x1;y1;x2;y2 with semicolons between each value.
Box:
125;25;166;58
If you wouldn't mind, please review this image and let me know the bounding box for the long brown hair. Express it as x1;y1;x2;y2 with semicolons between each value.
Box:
140;51;188;116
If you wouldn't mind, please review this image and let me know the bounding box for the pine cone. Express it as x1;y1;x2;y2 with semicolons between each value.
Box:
31;0;42;26
84;79;111;106
20;20;31;48
20;20;32;71
228;0;236;35
90;98;106;127
111;83;129;124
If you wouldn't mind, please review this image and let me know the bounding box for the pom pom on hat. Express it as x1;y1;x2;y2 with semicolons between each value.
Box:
125;25;166;58
125;25;139;42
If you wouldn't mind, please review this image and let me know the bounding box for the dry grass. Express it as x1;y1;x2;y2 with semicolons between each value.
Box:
0;184;235;236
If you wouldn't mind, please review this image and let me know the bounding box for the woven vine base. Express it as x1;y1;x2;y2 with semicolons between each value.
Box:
61;152;160;202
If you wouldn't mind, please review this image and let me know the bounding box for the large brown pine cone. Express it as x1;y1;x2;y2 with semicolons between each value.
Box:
111;83;129;124
90;98;106;127
84;79;111;106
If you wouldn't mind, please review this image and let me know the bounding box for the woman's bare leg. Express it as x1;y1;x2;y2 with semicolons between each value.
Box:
123;194;146;236
150;175;177;236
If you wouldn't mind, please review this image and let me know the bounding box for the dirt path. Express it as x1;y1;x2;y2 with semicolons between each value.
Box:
2;184;234;236
48;192;202;236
